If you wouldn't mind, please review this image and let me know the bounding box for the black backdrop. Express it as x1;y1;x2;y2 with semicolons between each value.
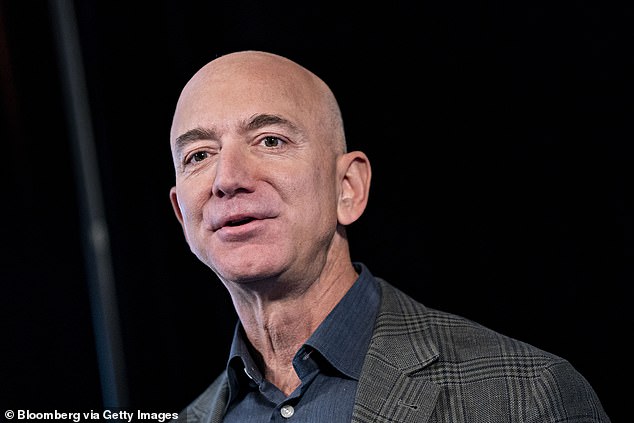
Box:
1;0;631;421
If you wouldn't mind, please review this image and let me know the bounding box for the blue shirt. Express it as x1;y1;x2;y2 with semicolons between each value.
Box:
222;263;380;422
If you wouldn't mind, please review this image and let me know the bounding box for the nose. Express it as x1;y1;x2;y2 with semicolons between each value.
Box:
212;143;255;198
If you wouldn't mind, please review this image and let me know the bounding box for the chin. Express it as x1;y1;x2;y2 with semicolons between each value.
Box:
211;257;286;285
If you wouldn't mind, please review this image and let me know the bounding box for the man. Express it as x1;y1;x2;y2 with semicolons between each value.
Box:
168;50;610;422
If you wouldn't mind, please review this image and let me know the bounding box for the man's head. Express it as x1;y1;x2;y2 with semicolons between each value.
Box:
169;51;371;290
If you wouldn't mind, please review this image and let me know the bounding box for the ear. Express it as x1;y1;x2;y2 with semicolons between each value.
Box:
169;186;186;233
337;151;372;226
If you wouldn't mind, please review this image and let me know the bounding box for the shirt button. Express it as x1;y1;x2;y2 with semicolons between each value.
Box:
280;405;294;418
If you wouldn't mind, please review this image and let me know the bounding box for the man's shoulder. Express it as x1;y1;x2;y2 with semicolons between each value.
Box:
364;278;611;422
172;372;228;423
372;278;592;397
374;278;561;364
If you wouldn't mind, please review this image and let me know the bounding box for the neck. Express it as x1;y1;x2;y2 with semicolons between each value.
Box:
228;259;358;396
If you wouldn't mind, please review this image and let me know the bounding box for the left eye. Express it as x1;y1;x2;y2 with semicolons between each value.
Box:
261;136;283;148
191;151;209;162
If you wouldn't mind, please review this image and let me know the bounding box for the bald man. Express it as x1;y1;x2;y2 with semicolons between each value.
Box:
168;51;610;422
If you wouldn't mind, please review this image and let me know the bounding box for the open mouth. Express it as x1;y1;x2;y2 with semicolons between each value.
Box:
225;217;256;227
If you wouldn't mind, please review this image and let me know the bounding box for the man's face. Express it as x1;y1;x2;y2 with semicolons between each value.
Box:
169;63;341;286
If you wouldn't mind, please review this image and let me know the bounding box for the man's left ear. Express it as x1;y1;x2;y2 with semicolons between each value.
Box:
337;151;372;226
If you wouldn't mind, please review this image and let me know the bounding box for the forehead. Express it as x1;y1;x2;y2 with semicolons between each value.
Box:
170;64;317;143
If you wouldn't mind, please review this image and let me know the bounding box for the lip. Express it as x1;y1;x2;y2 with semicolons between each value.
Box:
212;212;271;231
214;216;270;241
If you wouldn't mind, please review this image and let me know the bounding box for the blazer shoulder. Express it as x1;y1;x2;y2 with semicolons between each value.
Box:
375;278;566;367
370;279;611;421
172;372;229;423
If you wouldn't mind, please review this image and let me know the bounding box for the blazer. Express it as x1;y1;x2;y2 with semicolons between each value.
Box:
175;278;610;422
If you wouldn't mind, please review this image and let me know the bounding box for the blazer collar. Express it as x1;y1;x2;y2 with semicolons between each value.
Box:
352;278;441;423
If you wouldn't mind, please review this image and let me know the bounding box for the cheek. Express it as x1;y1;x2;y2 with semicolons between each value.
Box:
176;185;208;226
290;172;338;223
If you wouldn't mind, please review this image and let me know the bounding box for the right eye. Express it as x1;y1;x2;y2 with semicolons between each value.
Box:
187;151;209;164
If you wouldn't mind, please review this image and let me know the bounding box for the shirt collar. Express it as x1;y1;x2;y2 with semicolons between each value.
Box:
303;262;380;379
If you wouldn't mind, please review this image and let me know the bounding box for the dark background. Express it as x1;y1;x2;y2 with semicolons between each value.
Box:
1;0;631;421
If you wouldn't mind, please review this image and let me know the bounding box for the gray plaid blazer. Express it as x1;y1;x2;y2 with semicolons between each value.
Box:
175;278;610;422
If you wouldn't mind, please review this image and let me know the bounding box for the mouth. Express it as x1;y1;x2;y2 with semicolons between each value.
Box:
225;217;256;227
212;212;269;231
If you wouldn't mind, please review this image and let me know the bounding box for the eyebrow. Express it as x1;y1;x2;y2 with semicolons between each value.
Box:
174;127;218;153
245;113;299;133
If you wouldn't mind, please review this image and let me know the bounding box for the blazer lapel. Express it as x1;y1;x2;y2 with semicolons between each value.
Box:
352;280;441;423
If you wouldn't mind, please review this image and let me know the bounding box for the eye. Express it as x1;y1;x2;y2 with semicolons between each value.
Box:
261;136;284;148
187;151;209;164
